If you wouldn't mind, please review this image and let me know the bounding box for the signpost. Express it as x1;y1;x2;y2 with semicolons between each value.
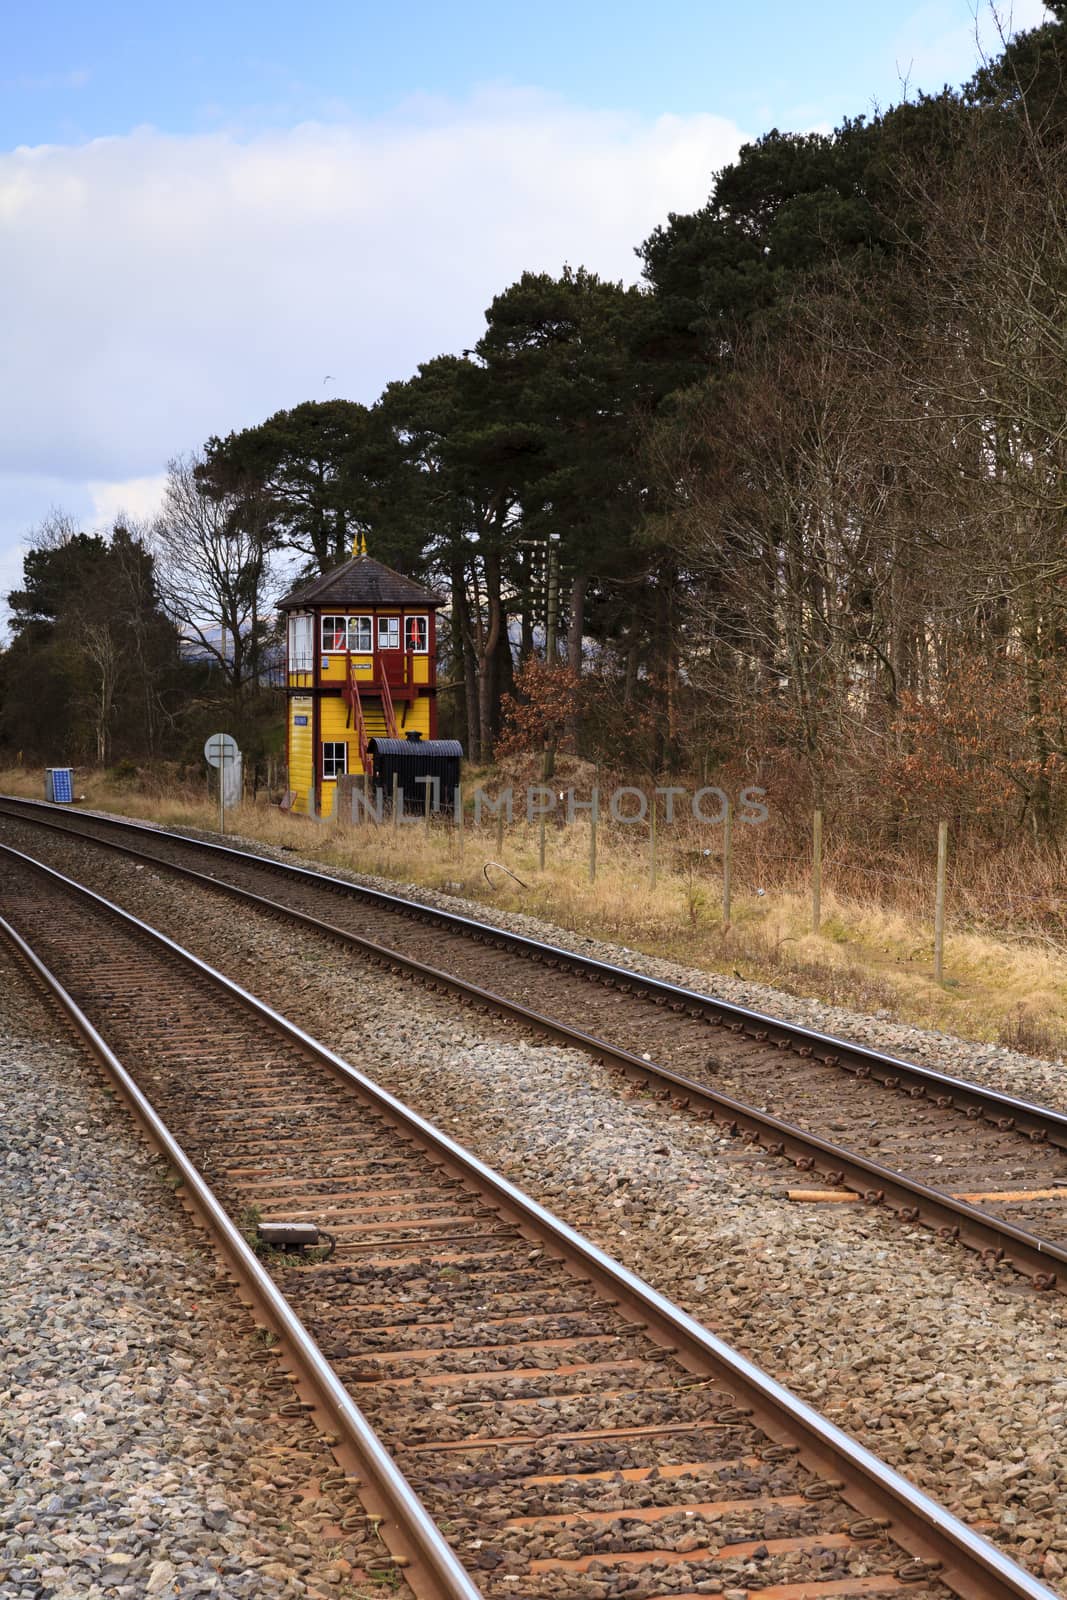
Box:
204;732;240;834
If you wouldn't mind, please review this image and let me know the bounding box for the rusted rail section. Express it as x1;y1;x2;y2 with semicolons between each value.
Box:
1;794;1061;1149
0;839;1058;1600
1;802;1066;1292
0;910;481;1600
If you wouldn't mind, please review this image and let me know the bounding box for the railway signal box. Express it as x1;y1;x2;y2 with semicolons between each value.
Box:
278;549;444;819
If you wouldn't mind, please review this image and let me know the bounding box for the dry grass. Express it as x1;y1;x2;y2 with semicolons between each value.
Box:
5;762;1067;1060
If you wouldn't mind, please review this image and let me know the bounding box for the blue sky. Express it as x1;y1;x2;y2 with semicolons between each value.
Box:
3;0;1026;146
0;0;1051;623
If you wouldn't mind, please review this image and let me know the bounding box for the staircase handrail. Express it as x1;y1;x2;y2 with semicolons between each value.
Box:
343;650;370;774
379;661;399;738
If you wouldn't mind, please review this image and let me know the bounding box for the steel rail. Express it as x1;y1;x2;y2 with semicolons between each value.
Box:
1;840;1061;1600
0;815;1064;1291
2;792;1064;1149
0;911;485;1600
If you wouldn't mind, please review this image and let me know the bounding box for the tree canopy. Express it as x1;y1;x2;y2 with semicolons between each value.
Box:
6;7;1067;844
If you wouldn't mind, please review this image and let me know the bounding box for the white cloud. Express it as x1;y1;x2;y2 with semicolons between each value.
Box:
0;93;742;475
0;91;744;623
88;472;168;528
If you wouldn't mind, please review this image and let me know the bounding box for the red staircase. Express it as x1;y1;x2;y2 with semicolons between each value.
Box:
344;651;399;772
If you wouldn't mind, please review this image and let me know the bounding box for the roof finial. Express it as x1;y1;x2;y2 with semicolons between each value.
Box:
360;532;368;557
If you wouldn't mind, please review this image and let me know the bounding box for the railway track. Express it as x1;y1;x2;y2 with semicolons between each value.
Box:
4;796;1067;1294
0;839;1056;1600
2;797;1067;1293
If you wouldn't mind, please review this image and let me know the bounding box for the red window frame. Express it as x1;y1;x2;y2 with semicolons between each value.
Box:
405;615;428;653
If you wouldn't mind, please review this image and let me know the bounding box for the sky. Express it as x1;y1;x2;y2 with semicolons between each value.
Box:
0;0;1052;624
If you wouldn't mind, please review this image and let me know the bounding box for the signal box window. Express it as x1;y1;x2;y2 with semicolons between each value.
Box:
322;742;347;779
322;615;373;652
378;616;400;649
322;615;346;651
405;615;428;653
288;614;314;671
348;616;372;651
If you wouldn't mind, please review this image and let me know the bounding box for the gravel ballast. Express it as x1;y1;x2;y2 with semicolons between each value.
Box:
0;939;390;1600
5;817;1067;1595
48;806;1067;1109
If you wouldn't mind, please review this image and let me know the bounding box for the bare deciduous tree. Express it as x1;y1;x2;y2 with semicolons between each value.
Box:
152;454;277;695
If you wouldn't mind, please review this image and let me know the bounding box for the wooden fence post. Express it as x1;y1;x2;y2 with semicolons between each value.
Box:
455;783;464;859
722;798;732;928
649;793;657;887
812;808;823;934
589;806;597;885
496;805;505;855
934;819;948;982
392;772;399;831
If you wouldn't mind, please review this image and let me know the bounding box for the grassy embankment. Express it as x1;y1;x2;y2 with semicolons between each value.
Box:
3;762;1066;1060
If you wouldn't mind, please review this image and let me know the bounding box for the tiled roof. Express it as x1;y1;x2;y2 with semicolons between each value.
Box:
278;553;442;611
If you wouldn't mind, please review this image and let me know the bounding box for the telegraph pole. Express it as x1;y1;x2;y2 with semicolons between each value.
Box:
544;540;560;780
545;540;559;664
519;537;561;782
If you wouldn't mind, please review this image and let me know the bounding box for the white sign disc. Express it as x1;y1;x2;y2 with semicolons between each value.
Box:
204;732;239;769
